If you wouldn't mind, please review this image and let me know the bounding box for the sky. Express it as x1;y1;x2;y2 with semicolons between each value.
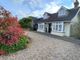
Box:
0;0;80;19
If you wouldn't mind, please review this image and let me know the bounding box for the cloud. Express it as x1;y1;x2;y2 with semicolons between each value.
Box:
18;10;28;18
27;0;80;18
11;0;80;18
79;0;80;6
69;0;80;8
44;2;60;13
28;1;60;17
22;0;44;11
29;10;44;18
12;0;24;4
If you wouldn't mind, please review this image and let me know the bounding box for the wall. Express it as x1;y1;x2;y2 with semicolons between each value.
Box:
51;32;65;36
64;22;71;36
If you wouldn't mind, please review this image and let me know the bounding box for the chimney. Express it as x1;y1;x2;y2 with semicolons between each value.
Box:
74;0;79;8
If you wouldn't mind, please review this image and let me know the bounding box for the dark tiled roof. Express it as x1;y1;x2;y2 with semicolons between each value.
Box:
36;7;79;23
33;18;43;23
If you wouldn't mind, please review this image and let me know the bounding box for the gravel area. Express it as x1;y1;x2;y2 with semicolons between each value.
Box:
0;31;80;60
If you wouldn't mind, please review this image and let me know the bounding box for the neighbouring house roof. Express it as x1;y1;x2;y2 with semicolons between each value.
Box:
0;5;12;18
31;17;38;23
35;7;80;23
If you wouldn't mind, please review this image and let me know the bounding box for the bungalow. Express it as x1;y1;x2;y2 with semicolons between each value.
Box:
34;0;80;37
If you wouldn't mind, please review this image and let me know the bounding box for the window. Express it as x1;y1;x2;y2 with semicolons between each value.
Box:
58;10;67;17
40;25;43;29
38;24;44;30
58;6;68;17
59;25;62;31
56;25;58;31
52;22;64;32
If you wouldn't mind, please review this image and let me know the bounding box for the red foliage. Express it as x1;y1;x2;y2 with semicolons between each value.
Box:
0;50;6;55
0;17;21;30
0;17;24;46
0;26;23;46
4;17;21;27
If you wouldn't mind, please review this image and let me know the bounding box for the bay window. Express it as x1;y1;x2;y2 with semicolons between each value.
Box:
52;22;64;32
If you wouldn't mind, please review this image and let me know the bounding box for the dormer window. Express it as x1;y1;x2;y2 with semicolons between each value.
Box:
58;6;68;17
58;10;66;16
43;12;49;19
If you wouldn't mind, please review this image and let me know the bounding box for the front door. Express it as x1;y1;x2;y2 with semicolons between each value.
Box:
45;23;48;32
48;23;52;33
33;24;38;31
45;23;52;33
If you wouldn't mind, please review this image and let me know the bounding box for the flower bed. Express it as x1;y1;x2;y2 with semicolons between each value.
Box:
0;17;29;55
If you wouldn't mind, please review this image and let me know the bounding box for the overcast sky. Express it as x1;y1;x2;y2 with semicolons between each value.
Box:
0;0;80;19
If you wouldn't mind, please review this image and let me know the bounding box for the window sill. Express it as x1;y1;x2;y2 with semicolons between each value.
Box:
52;31;64;33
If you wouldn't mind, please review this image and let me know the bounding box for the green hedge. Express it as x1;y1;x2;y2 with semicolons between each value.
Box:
0;36;29;54
19;17;32;29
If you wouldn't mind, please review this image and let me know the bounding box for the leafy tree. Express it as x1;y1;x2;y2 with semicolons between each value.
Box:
19;17;32;29
72;14;80;39
75;15;80;38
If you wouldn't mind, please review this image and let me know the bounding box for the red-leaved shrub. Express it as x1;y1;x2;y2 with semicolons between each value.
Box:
0;26;23;46
0;17;20;30
0;50;6;55
0;17;24;46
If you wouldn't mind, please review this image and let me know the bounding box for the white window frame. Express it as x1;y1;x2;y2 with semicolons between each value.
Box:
58;9;68;17
52;22;64;32
58;10;66;17
38;23;44;30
